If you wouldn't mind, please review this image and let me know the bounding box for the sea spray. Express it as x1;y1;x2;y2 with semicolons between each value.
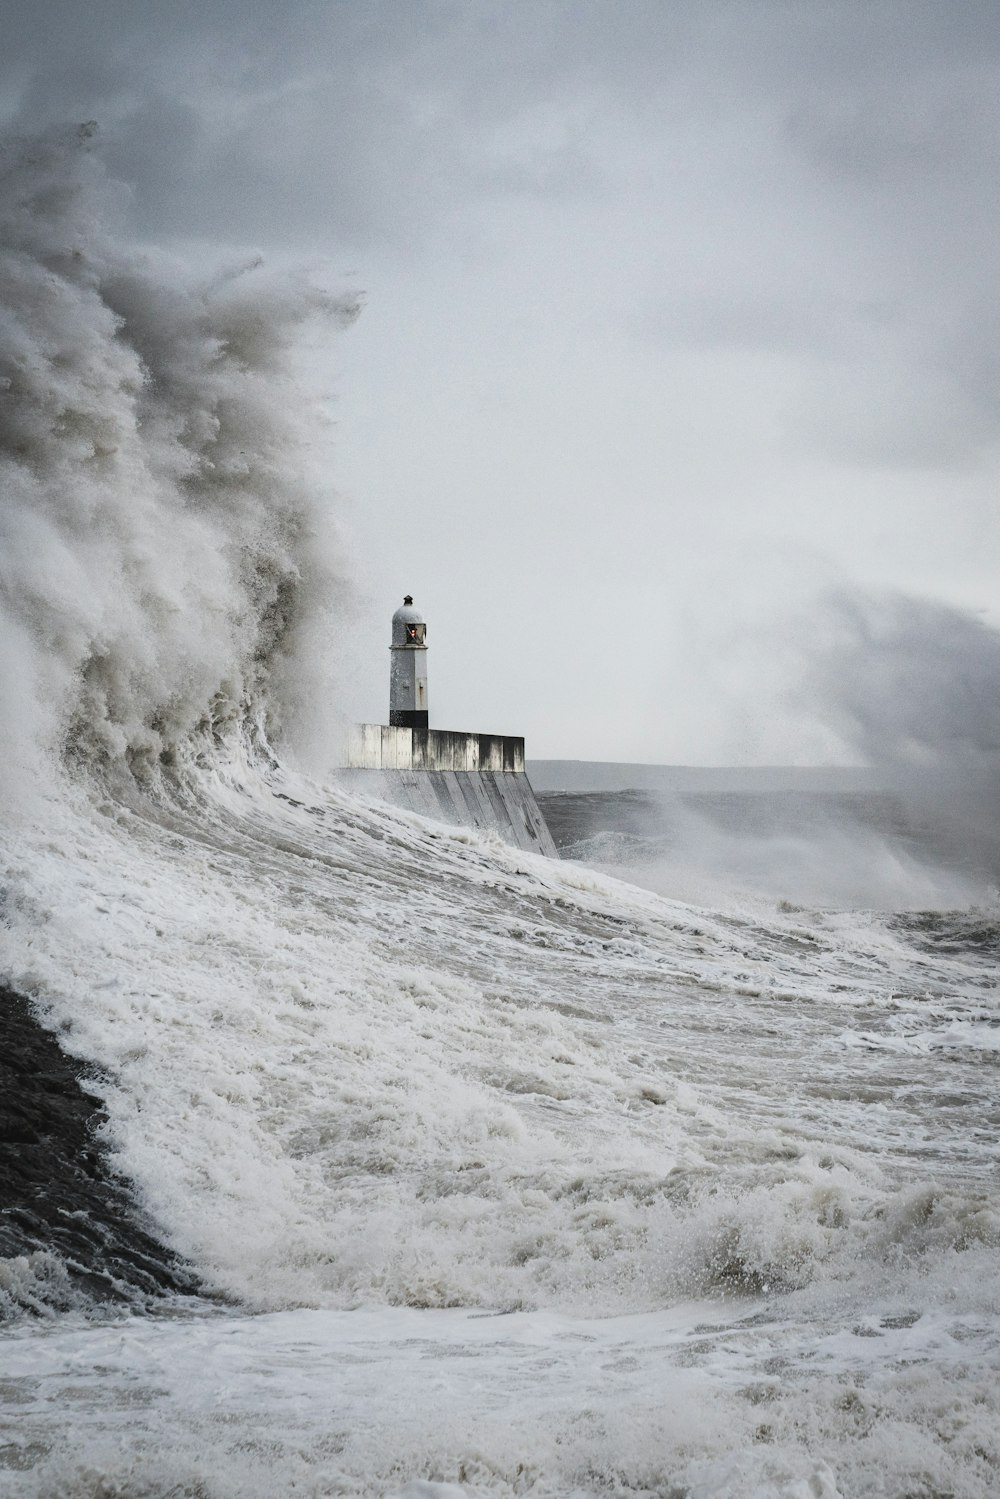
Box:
548;595;1000;909
810;589;1000;881
0;124;358;806
0;129;998;1496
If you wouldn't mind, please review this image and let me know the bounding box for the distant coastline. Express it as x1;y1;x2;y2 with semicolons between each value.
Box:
527;761;882;794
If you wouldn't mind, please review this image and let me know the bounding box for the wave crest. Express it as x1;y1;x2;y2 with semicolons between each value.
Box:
0;125;358;802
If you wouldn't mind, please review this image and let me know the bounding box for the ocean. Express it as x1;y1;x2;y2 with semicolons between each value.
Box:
1;128;999;1499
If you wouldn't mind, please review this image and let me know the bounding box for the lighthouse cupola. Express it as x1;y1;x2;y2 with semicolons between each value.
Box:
389;595;429;729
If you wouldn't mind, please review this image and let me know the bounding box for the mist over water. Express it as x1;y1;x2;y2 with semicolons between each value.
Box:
544;784;996;912
1;133;998;1498
541;592;1000;913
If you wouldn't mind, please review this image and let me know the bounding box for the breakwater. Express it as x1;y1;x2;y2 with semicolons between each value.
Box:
339;725;557;856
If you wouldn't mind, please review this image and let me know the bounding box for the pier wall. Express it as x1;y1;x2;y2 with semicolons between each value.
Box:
345;724;525;773
339;726;557;857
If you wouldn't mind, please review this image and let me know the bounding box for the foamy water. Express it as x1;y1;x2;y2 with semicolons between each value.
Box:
1;129;998;1498
3;762;998;1496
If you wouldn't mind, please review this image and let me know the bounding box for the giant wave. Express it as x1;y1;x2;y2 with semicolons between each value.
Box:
1;129;998;1499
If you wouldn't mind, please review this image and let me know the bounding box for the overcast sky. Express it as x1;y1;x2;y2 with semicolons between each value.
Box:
5;1;1000;762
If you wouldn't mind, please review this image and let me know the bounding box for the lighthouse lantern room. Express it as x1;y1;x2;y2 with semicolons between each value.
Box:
389;595;429;729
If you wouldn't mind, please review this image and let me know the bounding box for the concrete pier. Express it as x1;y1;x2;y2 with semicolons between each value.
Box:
340;725;557;857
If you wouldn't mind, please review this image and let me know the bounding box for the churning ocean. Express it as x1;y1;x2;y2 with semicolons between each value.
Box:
2;129;999;1499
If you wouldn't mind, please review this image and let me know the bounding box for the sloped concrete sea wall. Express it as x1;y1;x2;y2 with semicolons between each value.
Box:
340;726;557;857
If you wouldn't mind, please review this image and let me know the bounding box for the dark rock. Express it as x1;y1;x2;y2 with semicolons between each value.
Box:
0;985;198;1315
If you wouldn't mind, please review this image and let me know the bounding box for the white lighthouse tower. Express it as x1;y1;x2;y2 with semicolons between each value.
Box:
341;592;556;855
389;595;428;729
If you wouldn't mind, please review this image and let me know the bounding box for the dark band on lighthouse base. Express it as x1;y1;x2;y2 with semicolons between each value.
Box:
390;709;429;730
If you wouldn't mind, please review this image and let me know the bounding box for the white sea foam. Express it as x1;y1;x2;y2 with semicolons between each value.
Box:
2;1298;999;1498
1;129;999;1497
4;762;999;1494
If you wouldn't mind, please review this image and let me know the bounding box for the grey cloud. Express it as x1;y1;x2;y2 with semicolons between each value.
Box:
7;2;1000;252
631;290;842;358
6;0;1000;767
6;5;1000;508
3;4;623;250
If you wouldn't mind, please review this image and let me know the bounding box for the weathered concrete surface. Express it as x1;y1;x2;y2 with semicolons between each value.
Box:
341;725;555;855
346;724;525;774
337;767;558;857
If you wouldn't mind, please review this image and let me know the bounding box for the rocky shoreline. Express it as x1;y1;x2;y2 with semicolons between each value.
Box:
0;985;196;1315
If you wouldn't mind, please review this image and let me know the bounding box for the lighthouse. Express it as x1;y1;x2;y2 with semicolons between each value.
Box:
389;595;428;729
340;592;555;855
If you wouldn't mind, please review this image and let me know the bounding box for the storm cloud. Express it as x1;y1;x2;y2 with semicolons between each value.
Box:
4;2;999;760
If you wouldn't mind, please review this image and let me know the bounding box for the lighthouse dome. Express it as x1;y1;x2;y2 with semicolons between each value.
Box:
391;596;427;647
